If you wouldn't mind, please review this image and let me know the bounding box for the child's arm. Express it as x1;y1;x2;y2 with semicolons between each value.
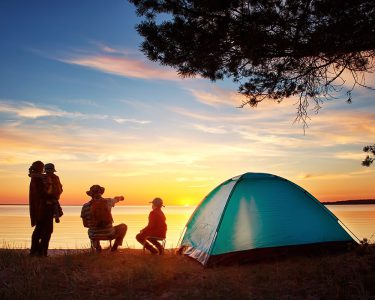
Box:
28;172;44;178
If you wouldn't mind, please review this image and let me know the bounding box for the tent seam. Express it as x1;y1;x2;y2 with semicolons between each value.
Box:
206;176;243;265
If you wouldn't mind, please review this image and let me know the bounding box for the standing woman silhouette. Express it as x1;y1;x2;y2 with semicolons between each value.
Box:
28;161;54;256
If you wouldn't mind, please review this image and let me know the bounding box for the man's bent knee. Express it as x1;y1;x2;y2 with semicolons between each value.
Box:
114;223;127;242
117;223;127;235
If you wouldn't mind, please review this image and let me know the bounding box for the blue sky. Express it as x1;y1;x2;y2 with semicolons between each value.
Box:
0;0;374;205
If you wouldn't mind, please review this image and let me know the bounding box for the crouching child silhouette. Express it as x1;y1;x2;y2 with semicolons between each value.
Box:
80;185;127;252
136;197;167;255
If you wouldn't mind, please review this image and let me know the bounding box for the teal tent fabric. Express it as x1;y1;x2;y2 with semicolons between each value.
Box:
180;173;356;266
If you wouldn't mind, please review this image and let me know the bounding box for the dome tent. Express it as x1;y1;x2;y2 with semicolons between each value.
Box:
179;173;357;266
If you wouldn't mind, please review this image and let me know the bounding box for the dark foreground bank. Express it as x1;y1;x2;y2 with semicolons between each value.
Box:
0;245;374;300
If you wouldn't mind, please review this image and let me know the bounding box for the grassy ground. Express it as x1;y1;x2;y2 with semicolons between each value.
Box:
0;244;374;300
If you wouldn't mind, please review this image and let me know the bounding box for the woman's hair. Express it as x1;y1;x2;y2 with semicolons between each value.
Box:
29;161;44;173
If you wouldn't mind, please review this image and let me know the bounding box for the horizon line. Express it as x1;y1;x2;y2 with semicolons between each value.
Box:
1;198;375;206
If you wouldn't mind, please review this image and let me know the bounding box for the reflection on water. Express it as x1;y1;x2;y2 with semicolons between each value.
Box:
0;204;374;249
0;205;195;249
326;205;375;241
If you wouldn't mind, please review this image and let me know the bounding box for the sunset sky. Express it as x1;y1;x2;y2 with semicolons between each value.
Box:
1;1;374;206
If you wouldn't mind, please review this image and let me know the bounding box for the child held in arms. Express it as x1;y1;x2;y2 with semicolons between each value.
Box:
44;163;63;223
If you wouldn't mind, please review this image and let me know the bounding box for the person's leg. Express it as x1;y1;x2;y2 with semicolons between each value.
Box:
136;232;157;254
136;232;146;246
39;205;54;256
111;224;127;251
148;238;164;255
91;239;102;252
53;203;60;223
30;223;42;256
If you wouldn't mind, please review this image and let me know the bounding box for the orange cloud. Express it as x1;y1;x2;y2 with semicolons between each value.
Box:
0;100;150;125
63;55;180;81
188;88;244;107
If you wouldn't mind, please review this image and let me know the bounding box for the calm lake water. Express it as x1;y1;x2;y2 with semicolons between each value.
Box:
0;205;374;249
0;205;195;249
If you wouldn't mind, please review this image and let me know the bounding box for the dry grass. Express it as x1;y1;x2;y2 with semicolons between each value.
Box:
0;245;374;300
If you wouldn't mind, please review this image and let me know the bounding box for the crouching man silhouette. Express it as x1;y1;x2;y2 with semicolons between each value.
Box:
80;185;127;252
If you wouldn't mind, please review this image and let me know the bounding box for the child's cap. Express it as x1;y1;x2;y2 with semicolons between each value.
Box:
149;197;165;207
45;163;56;172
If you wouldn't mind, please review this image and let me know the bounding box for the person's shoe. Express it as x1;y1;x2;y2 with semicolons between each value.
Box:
95;246;102;253
144;242;158;254
150;247;158;255
157;246;164;255
146;245;158;255
111;244;119;252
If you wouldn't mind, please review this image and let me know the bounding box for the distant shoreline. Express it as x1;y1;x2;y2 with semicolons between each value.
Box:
0;203;196;207
321;199;375;205
1;199;375;206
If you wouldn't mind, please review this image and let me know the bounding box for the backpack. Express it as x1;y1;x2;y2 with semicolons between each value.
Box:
91;199;113;228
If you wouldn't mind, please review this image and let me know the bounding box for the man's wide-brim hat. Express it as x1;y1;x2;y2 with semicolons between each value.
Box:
150;197;164;207
86;184;105;197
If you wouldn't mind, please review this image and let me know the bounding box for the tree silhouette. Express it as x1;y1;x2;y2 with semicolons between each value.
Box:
362;145;375;167
130;0;375;124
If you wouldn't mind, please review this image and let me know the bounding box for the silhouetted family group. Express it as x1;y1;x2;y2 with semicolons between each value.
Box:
28;161;167;257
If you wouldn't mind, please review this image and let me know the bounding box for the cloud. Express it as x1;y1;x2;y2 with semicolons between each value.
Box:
0;100;151;125
334;151;373;161
36;42;184;81
90;41;138;56
60;53;181;81
188;87;244;107
169;105;280;123
297;168;375;181
112;117;151;125
186;84;310;111
306;111;375;146
0;122;148;168
0;118;218;170
192;124;228;134
171;85;375;145
332;68;375;92
178;85;300;124
0;101;76;119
